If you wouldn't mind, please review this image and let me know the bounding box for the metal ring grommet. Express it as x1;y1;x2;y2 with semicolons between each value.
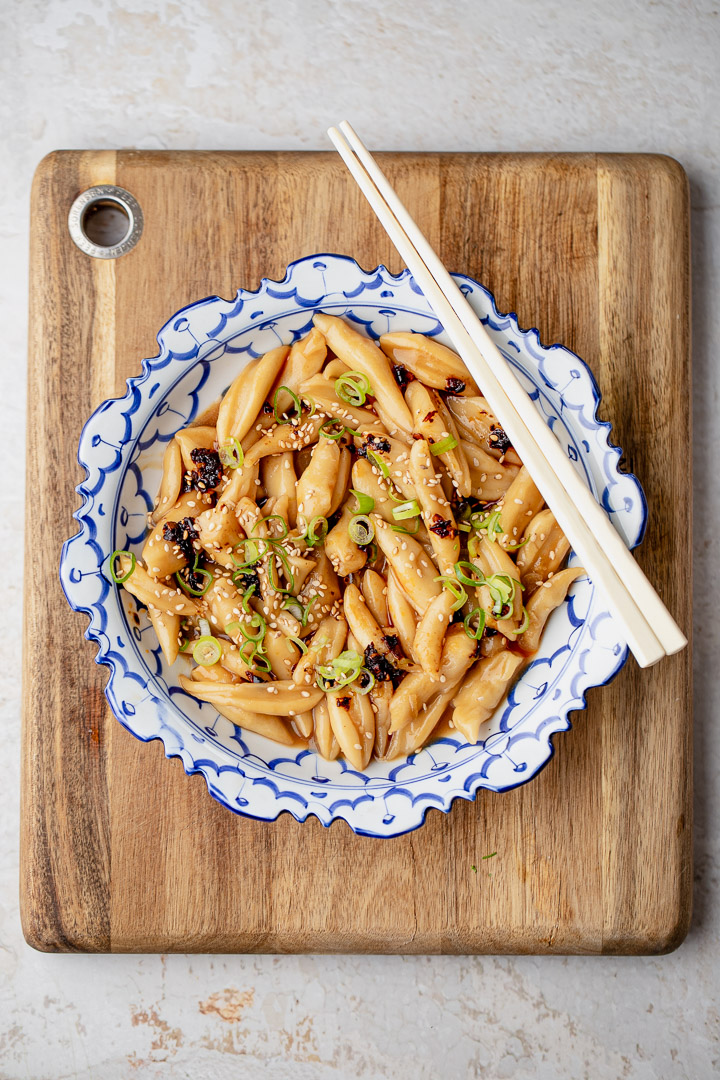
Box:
68;185;143;259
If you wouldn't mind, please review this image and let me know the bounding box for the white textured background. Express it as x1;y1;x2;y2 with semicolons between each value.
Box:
1;1;718;1077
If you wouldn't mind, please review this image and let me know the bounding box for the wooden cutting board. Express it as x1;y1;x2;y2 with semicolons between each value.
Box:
21;150;691;954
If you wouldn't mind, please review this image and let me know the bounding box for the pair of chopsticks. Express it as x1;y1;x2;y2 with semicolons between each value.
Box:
327;121;687;668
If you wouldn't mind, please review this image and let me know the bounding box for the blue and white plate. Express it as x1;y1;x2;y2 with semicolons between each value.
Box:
60;254;645;838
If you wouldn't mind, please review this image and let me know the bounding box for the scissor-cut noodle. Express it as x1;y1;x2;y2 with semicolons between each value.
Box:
114;320;581;764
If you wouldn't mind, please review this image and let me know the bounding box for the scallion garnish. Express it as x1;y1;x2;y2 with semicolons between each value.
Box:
300;596;317;627
259;514;289;540
305;516;329;546
319;419;347;441
434;576;468;611
350;489;375;515
367;450;390;479
273;385;302;425
463;607;487;640
390;518;421;535
470;508;503;541
483;573;518;616
218;438;244;469
516;606;530;634
348;514;375;546
176;567;213;596
454;561;485;587
232;537;271;568
430;434;459;456
282;597;304;621
267;546;295;594
316;649;366;691
239;613;267;644
241;585;256;613
109;549;136;583
193;635;222;667
392;499;421;521
354;669;376;695
288;635;308;654
335;370;371;407
504;536;529;551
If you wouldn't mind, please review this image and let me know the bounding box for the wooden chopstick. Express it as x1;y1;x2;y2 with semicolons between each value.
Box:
328;121;687;668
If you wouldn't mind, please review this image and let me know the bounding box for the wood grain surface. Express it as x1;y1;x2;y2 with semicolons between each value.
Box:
21;151;692;954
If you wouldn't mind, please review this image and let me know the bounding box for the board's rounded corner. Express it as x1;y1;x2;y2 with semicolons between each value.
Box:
20;908;64;953
20;904;110;954
31;150;64;193
602;904;692;957
649;153;690;196
652;903;693;956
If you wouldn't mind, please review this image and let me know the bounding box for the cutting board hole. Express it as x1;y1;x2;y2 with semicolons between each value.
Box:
82;199;130;248
68;185;143;259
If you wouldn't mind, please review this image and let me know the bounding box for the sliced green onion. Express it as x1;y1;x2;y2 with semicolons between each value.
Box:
240;613;266;643
335;370;371;407
305;516;329;546
454;561;485;587
471;508;503;541
430;434;459;456
348;514;375;546
110;549;136;583
516;606;530;635
350;488;375;515
367;450;390;479
504;536;529;551
333;650;364;672
218;438;244;469
176;567;213;596
282;596;304;620
232;537;270;568
260;514;289;540
224;621;242;636
304;396;317;418
319;419;347;441
267;546;295;594
392;499;421;521
390;518;420;535
252;651;272;673
434;576;468;611
288;635;308;654
315;649;365;691
458;522;472;533
301;596;317;627
484;573;518;616
274;385;302;425
316;670;358;692
387;485;406;503
193;635;222;667
199;617;211;637
241;585;256;613
464;607;487;640
366;541;378;564
355;669;376;695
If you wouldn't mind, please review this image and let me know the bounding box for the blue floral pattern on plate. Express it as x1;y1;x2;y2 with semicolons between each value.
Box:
59;255;646;838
